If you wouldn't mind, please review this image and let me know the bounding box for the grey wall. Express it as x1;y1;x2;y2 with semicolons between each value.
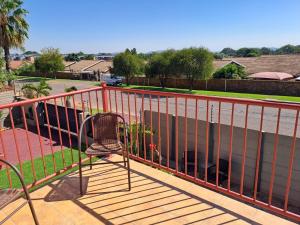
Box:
144;110;300;208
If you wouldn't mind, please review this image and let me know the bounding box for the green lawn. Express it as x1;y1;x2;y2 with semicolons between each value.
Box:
123;85;300;103
0;148;93;189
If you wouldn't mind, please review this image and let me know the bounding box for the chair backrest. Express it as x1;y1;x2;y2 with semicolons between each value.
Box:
93;113;119;145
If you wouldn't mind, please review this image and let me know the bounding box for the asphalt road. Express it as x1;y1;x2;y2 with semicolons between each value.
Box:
15;79;300;137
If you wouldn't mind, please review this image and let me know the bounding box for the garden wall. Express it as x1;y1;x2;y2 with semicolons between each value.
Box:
130;77;300;96
144;110;300;207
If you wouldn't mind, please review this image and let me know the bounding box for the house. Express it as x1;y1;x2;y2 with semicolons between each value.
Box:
248;72;294;80
214;55;300;77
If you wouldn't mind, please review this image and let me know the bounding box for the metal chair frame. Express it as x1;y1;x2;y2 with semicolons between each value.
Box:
0;158;39;225
78;112;131;195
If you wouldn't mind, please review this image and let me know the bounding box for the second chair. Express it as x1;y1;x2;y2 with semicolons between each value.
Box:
78;112;131;195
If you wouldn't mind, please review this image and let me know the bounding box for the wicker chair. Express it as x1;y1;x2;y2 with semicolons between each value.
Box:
78;113;131;195
0;157;39;225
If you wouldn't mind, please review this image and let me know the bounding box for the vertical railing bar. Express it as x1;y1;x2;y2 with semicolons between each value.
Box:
54;98;66;168
63;96;74;163
284;109;299;211
134;93;139;157
175;96;179;172
158;96;161;166
80;93;89;151
166;96;170;168
87;92;94;166
0;121;12;187
268;108;281;205
204;100;209;182
32;105;48;176
114;90;118;114
72;95;79;136
95;90;100;113
150;95;153;163
21;106;37;180
216;101;222;186
88;92;95;134
142;94;146;160
121;91;124;119
227;103;235;191
43;100;57;171
184;97;188;175
253;106;265;200
9;108;24;176
194;99;199;179
239;104;249;195
109;89;112;112
127;93;133;154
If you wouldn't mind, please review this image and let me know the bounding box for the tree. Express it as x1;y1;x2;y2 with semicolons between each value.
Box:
171;48;214;90
213;63;246;79
260;47;273;55
112;51;144;85
276;44;300;54
65;53;80;61
220;48;236;57
236;48;261;57
21;79;52;98
0;0;29;71
145;50;175;88
35;48;65;77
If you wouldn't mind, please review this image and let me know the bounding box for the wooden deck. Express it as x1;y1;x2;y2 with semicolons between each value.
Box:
1;155;297;225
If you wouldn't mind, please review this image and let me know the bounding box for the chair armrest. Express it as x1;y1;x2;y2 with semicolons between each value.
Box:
0;159;28;192
78;115;94;152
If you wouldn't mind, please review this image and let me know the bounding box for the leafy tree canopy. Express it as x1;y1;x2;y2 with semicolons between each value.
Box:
112;50;144;85
35;48;65;74
171;48;214;90
213;63;246;79
145;50;176;87
220;48;236;57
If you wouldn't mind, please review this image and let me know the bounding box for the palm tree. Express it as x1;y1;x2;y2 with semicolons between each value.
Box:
21;79;52;98
0;0;29;71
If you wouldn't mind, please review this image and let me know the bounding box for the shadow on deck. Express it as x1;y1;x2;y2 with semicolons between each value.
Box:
1;155;296;225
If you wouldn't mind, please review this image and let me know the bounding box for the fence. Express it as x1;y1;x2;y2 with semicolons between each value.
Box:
0;86;103;189
105;86;300;222
130;77;300;96
0;84;300;222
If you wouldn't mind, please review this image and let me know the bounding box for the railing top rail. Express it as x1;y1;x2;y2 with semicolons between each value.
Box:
0;86;102;110
108;86;300;110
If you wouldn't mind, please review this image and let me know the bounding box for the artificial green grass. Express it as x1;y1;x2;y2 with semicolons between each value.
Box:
123;85;300;103
0;148;91;189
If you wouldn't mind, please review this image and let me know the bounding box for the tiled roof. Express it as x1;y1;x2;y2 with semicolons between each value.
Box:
66;60;101;72
214;55;300;76
84;61;112;73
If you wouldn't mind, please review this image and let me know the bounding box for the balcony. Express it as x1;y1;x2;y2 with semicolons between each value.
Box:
0;84;299;224
1;155;296;225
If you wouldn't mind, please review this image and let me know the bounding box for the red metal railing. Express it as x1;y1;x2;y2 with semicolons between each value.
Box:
0;83;299;222
104;86;300;222
0;86;104;189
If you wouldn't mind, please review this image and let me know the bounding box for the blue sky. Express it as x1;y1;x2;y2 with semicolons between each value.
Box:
22;0;300;53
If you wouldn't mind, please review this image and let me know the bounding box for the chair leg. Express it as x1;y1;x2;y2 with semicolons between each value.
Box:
127;154;131;191
24;189;39;225
79;160;83;195
123;154;127;167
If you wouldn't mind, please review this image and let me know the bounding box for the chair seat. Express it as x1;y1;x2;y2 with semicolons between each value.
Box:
85;141;125;156
0;189;22;209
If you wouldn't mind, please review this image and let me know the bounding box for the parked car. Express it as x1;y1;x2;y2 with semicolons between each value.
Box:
102;75;123;86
